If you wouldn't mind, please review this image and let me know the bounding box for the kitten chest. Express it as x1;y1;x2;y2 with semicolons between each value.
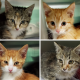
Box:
10;30;24;39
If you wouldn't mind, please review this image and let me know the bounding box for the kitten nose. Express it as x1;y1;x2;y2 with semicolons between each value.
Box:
63;68;66;71
16;28;19;31
56;29;60;33
9;69;13;73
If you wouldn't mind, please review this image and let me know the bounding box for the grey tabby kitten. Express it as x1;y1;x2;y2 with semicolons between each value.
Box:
41;42;80;80
0;0;35;39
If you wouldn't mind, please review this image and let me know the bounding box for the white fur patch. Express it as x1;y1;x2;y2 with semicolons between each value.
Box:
1;69;22;80
10;29;25;39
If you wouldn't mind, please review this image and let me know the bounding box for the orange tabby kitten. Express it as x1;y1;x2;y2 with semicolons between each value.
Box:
0;43;39;80
43;2;80;39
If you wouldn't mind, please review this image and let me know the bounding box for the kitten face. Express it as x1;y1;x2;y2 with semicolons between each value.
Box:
5;0;35;31
54;42;80;73
0;43;28;73
43;2;75;36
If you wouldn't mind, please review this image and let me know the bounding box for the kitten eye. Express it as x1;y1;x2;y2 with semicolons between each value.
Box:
11;19;15;23
27;21;29;23
59;59;63;63
14;62;19;65
50;21;55;26
68;60;74;64
75;61;80;64
4;61;8;64
61;22;66;26
21;20;25;24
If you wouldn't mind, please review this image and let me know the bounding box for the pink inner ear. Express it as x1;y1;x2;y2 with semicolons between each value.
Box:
21;52;26;58
21;49;27;58
0;47;3;56
67;12;73;18
0;51;3;56
45;10;51;16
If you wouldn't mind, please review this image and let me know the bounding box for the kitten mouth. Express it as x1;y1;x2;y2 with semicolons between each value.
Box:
16;28;19;31
62;70;68;73
9;72;12;73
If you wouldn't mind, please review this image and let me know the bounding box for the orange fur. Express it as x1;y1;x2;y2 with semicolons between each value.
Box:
43;2;80;39
15;72;39;80
0;43;39;80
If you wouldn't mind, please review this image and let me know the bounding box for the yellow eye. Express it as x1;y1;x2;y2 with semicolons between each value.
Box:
59;59;63;63
68;60;74;64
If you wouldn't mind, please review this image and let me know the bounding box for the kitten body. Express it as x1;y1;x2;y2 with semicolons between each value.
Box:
41;42;80;80
43;2;80;39
0;0;35;39
0;44;39;80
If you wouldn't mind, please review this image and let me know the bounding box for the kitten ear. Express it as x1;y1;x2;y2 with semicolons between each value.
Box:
0;43;7;56
65;2;75;18
18;44;28;59
43;2;51;16
26;4;35;17
73;44;80;55
43;2;52;16
5;0;13;13
54;42;62;53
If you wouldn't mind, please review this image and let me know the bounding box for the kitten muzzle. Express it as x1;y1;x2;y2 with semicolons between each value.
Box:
56;29;60;33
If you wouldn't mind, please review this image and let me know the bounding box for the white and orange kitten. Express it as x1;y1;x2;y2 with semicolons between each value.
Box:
43;2;80;39
0;43;39;80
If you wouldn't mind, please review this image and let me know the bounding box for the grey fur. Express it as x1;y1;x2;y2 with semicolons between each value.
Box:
41;42;80;80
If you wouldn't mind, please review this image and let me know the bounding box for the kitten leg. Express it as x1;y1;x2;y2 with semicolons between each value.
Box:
16;31;26;39
2;30;12;39
16;36;25;39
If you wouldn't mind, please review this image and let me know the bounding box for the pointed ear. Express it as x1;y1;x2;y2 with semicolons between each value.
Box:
65;2;75;18
0;43;7;56
18;44;28;59
26;4;35;17
54;42;62;53
5;0;13;13
43;2;52;16
73;44;80;55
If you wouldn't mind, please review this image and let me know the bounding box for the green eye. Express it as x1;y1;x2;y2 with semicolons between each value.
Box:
4;61;8;64
59;59;63;63
14;62;19;65
68;60;74;64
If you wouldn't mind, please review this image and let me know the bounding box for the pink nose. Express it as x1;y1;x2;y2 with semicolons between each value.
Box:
16;28;19;31
56;29;60;33
9;69;13;73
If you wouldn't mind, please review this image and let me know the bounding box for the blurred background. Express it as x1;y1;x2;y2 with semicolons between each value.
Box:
0;0;39;39
41;0;80;39
0;41;39;77
41;41;80;53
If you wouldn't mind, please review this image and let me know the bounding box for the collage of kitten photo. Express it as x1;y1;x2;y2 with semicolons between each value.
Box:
0;0;80;80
